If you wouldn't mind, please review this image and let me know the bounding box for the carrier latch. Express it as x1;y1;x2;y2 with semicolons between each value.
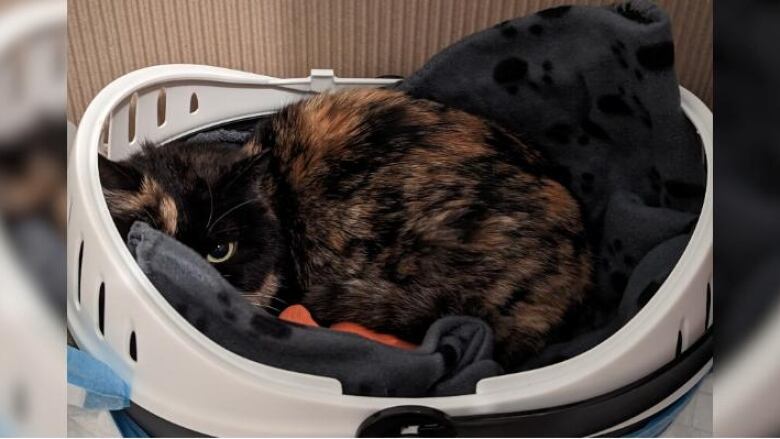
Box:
356;405;455;437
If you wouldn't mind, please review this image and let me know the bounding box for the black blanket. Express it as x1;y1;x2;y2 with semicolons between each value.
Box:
128;0;706;392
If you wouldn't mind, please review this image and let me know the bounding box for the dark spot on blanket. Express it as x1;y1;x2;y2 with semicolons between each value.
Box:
543;74;554;85
581;172;594;183
610;271;628;293
635;69;644;81
542;60;553;71
493;57;528;84
598;95;634;116
500;24;518;38
582;118;611;141
223;310;236;321
665;180;706;199
578;135;590;146
581;178;594;194
530;24;544;36
624;255;636;267
545;123;573;144
217;291;231;306
505;85;518;95
537;5;572;19
638;280;663;307
612;239;623;252
250;313;292;338
636;41;675;71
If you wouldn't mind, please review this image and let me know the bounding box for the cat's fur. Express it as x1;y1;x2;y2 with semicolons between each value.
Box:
99;88;592;367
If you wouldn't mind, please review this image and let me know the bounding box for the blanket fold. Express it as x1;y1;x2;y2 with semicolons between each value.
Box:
128;222;503;397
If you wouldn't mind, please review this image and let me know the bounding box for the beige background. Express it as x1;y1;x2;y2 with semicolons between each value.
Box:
67;0;712;122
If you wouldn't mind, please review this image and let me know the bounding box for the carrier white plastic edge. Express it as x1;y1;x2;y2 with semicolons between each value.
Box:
67;64;712;437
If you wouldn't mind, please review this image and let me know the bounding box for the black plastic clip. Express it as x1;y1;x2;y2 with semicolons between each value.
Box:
357;405;456;437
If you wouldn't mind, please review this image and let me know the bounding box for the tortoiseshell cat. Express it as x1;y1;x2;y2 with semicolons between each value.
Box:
99;88;592;367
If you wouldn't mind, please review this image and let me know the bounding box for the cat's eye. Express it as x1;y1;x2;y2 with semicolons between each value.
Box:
207;242;237;264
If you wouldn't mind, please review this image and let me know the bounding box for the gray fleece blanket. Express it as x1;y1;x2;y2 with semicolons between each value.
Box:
128;222;502;397
395;0;705;369
127;0;706;394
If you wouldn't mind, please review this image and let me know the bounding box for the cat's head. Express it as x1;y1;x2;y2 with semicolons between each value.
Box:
98;140;285;307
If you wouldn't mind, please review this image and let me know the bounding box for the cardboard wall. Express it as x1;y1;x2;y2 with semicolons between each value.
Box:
67;0;711;122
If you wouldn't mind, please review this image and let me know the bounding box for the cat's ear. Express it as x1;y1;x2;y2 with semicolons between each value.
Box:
228;150;270;187
242;119;273;156
98;154;142;191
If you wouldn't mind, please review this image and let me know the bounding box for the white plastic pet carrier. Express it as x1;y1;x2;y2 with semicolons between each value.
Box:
67;65;712;437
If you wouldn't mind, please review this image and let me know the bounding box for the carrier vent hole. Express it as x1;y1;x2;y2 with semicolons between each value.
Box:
77;241;84;305
189;93;199;113
705;283;712;329
98;283;106;335
675;330;683;358
100;117;110;154
128;93;138;143
157;88;167;127
129;331;137;362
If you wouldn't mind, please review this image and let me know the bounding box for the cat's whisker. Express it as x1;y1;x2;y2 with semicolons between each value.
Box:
249;302;281;314
205;180;215;229
242;292;289;307
208;197;264;233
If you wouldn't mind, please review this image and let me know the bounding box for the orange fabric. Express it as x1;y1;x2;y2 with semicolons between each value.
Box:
279;304;417;350
279;304;318;327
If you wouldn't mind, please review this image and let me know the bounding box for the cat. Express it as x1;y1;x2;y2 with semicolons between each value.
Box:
98;88;592;368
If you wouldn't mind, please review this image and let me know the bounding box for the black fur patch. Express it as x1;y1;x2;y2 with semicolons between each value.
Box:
530;24;544;35
499;287;530;316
